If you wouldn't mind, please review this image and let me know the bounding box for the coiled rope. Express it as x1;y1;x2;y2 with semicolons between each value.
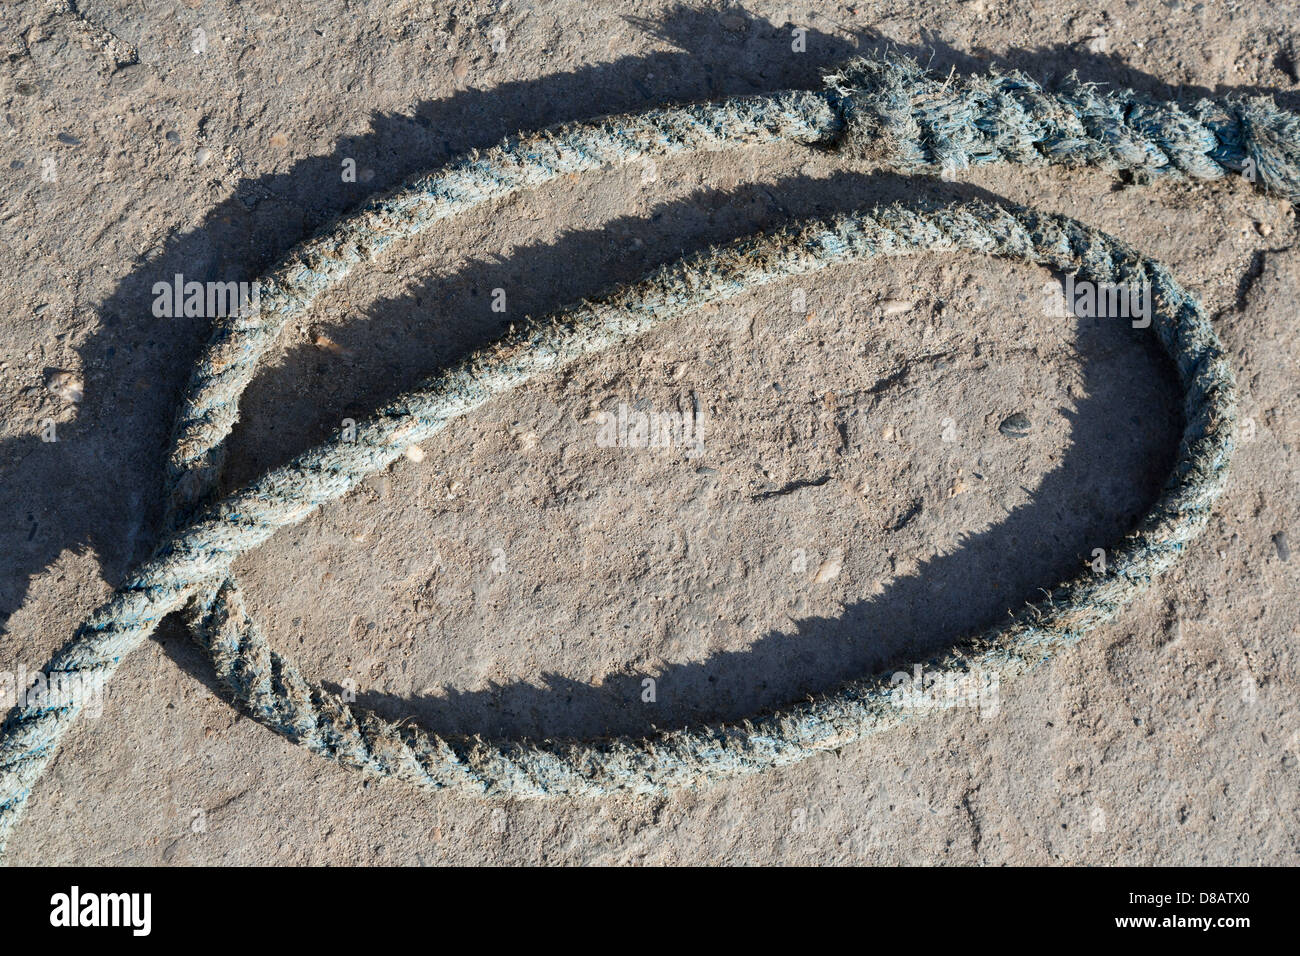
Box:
6;51;1291;855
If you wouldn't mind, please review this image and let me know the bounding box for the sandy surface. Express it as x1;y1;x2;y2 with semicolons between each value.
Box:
1;0;1297;864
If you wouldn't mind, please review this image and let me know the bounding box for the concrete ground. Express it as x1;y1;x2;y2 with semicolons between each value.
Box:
0;0;1297;864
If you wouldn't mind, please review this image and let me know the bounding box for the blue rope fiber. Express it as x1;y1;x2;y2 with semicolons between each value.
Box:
3;52;1286;857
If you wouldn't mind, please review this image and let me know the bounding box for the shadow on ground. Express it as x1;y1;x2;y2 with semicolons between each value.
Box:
3;1;1253;745
335;290;1178;740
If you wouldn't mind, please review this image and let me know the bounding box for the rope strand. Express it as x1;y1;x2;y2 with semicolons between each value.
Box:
2;51;1280;856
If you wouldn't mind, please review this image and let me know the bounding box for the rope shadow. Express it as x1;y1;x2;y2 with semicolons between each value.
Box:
2;3;1282;629
3;0;1275;759
151;168;1182;742
325;259;1181;741
0;3;869;630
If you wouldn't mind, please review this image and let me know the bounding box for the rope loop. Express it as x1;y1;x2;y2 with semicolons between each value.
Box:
5;50;1288;856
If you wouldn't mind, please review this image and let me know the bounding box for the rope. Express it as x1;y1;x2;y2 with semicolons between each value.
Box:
823;54;1300;201
4;50;1283;856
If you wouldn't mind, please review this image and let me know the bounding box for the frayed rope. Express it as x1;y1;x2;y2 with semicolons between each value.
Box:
6;51;1284;855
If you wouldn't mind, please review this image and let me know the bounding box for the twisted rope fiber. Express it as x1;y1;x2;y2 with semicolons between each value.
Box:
4;50;1286;854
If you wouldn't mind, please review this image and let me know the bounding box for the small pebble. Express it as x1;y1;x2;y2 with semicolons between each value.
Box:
814;553;843;583
404;445;425;463
309;327;346;355
1274;531;1290;562
56;132;81;146
46;370;84;403
269;132;288;148
165;130;180;143
881;299;914;315
1256;221;1273;237
999;412;1032;438
195;146;212;164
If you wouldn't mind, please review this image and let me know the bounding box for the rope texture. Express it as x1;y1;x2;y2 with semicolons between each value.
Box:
4;50;1286;855
824;53;1300;201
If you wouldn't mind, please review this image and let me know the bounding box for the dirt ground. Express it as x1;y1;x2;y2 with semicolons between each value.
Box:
1;0;1297;865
